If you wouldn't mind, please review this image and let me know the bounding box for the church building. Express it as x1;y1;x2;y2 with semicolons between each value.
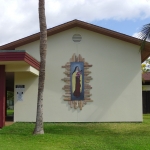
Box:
0;20;149;128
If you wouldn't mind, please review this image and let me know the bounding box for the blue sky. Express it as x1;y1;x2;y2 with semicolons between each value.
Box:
0;0;150;45
92;18;150;37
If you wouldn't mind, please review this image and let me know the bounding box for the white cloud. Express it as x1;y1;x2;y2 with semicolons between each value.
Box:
132;32;140;38
1;0;150;45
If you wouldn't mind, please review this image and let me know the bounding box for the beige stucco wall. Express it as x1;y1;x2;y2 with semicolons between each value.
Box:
14;72;38;122
15;27;142;122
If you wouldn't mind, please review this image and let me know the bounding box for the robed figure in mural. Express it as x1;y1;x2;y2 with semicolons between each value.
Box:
72;66;82;97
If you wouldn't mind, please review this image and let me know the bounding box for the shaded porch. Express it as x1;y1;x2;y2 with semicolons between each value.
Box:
0;50;40;128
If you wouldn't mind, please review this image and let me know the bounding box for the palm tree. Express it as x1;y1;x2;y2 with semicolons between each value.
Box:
33;0;47;134
139;24;150;84
138;23;150;51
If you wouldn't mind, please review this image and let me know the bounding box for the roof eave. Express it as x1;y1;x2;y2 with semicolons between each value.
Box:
0;19;150;62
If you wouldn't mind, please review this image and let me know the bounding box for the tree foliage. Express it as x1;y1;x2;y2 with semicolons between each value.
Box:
138;23;150;51
7;91;14;101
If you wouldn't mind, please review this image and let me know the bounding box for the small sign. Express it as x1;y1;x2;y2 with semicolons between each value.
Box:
15;85;25;101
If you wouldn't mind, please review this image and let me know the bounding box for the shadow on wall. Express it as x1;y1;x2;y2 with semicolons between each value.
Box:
84;69;141;122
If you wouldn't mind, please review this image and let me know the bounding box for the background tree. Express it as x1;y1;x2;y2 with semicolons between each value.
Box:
139;24;150;82
33;0;47;134
138;23;150;51
7;91;14;109
142;58;150;72
7;91;14;101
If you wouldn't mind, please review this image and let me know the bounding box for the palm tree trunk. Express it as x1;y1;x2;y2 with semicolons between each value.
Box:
33;0;47;134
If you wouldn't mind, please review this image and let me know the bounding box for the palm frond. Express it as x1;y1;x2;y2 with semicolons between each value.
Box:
139;24;150;40
138;23;150;52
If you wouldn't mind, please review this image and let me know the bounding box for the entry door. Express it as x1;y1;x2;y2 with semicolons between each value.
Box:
0;66;5;128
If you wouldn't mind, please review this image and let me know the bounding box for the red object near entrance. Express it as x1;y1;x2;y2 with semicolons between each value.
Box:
0;65;5;128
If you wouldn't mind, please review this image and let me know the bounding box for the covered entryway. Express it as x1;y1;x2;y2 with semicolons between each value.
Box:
142;82;150;114
142;73;150;114
0;50;39;128
6;72;14;122
142;91;150;114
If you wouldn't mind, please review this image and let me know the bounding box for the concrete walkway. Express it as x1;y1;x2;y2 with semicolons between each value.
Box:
5;121;14;126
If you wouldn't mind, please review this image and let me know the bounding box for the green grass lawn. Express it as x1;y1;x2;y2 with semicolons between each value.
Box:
0;115;150;150
7;109;14;116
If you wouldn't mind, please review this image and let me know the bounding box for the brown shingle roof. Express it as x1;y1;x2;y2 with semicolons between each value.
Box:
0;19;150;62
